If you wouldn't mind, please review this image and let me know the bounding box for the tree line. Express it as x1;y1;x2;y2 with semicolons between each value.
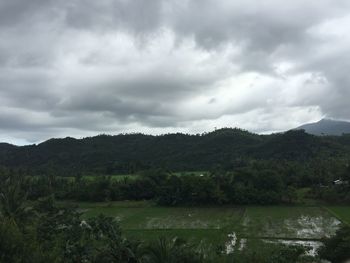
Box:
2;157;349;205
1;129;350;175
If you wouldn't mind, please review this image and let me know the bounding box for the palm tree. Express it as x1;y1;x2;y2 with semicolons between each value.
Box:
0;171;32;226
140;237;202;263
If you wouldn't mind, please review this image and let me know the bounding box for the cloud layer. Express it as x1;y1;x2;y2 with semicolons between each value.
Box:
1;0;350;144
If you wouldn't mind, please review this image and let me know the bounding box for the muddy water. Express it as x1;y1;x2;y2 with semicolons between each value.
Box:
242;214;341;239
225;213;342;255
262;239;323;256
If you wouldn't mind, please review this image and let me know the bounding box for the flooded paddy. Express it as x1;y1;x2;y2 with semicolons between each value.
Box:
240;206;341;239
74;201;348;256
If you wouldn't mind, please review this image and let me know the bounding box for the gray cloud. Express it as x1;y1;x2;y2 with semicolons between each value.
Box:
62;0;163;34
0;0;350;144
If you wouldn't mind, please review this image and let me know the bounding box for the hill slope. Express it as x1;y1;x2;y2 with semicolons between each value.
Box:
1;128;349;175
296;119;350;136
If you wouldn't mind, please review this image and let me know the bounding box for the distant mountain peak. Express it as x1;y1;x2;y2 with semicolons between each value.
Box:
295;118;350;136
319;118;340;123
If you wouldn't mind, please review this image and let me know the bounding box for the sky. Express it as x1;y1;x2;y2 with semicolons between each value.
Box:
1;0;350;145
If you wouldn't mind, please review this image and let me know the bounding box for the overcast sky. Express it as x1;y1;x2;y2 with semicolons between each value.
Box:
1;0;350;145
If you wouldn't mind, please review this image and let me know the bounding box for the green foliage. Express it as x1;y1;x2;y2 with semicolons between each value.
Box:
2;129;350;205
318;225;350;263
0;170;335;263
0;218;51;263
226;243;308;263
1;129;349;175
0;170;33;226
140;237;203;263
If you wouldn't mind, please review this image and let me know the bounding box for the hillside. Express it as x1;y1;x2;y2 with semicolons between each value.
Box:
0;143;18;159
1;128;349;175
296;119;350;136
0;143;17;152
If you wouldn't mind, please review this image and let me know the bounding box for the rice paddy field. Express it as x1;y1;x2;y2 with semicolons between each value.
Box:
27;174;140;182
63;200;350;255
28;171;208;182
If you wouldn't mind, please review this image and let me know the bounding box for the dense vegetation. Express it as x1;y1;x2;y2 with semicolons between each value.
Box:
0;155;349;206
1;129;350;175
0;129;350;263
1;129;350;262
1;172;349;263
1;128;349;204
319;226;350;263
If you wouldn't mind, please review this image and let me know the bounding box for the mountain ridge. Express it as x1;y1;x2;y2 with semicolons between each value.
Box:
1;128;349;175
295;118;350;136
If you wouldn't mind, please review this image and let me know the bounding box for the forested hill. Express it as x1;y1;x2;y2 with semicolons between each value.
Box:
1;128;350;175
0;143;18;158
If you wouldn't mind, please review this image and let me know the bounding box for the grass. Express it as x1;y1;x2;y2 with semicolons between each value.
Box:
325;206;350;225
72;201;244;247
295;187;322;205
26;171;207;182
172;171;208;177
125;229;225;245
80;204;243;229
65;200;348;251
82;174;140;181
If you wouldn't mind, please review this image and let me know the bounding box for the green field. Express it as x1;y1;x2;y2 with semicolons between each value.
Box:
82;205;242;230
28;171;207;182
325;206;350;225
82;174;140;181
63;201;349;254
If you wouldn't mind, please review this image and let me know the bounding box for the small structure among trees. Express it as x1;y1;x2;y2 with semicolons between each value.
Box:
333;179;349;185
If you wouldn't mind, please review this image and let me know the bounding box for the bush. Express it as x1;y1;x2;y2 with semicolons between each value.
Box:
318;225;350;263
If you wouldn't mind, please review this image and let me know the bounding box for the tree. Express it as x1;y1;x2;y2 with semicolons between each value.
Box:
0;171;33;227
285;186;298;204
141;237;202;263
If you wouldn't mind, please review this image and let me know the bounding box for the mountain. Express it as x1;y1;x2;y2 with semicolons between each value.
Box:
0;128;349;175
0;142;17;151
295;119;350;136
0;143;17;155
